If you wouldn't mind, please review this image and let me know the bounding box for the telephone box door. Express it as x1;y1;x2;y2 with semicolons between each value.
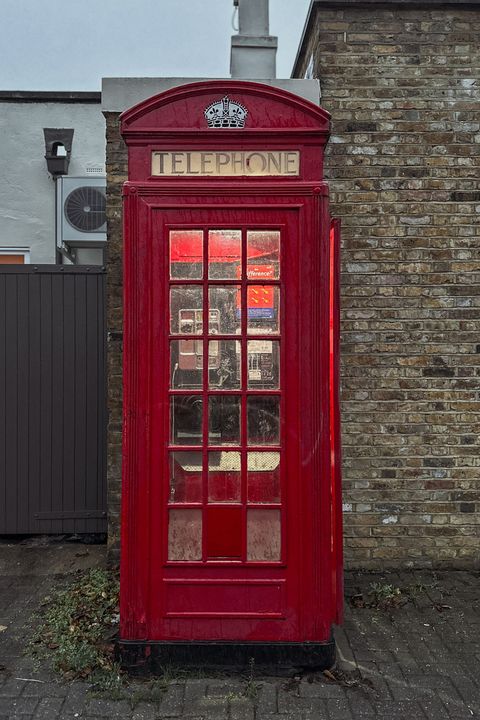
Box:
148;206;308;641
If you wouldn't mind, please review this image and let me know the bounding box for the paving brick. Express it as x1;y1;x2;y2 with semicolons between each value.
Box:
346;694;376;717
255;682;277;715
257;715;309;720
62;684;89;713
22;681;68;698
370;700;427;719
182;679;228;717
206;680;243;697
132;702;159;720
420;695;451;720
299;680;347;699
182;694;228;718
229;695;255;720
0;696;37;715
4;695;39;714
85;697;132;718
438;693;480;720
157;683;184;717
387;681;433;701
277;692;330;716
0;678;25;697
452;679;480;704
33;696;65;719
324;698;353;720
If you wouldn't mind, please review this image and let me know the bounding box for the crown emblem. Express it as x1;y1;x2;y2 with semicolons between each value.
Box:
204;95;248;128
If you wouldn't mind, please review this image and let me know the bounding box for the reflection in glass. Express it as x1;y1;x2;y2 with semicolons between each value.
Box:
247;509;281;561
247;231;280;280
170;395;203;445
208;286;241;335
208;451;241;502
247;451;280;503
247;340;279;389
169;230;203;279
170;286;203;334
209;340;241;389
208;230;241;279
246;286;280;334
247;396;280;446
209;396;240;446
170;340;203;389
169;451;202;503
168;509;202;560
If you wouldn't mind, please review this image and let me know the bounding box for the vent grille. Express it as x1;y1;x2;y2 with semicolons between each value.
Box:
64;186;106;233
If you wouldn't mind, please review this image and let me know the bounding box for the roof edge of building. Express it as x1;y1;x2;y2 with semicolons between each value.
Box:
0;91;101;103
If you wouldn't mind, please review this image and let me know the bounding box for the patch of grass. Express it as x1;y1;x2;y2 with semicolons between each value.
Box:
28;567;120;685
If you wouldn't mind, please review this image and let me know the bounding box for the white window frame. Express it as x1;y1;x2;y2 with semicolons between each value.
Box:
0;248;30;263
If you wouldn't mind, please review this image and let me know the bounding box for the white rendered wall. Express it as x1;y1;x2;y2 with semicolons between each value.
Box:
102;78;320;113
0;102;105;264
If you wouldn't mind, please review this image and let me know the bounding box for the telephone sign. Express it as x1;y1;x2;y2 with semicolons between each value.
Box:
119;81;342;672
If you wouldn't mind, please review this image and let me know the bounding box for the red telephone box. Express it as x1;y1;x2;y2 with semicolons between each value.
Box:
119;81;342;671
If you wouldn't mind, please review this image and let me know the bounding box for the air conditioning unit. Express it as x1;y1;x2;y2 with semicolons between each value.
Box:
56;176;106;249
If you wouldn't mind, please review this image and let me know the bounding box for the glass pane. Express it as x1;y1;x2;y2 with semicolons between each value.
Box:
208;451;241;502
209;396;240;446
208;230;241;279
170;340;203;389
169;451;202;503
247;231;280;280
168;509;202;560
247;340;279;389
247;509;281;561
170;395;203;445
170;286;203;335
247;286;280;334
247;396;280;446
169;230;203;279
208;286;241;335
247;451;280;503
209;340;241;389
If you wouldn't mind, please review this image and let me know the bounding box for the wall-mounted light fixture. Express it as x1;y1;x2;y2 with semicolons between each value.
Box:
43;128;74;176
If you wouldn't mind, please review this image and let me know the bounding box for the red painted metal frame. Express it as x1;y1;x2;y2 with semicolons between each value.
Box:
330;219;343;625
120;81;342;645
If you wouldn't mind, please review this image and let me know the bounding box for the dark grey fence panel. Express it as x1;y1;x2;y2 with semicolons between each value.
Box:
0;266;107;534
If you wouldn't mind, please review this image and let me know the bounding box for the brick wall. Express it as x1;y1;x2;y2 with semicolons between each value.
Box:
105;3;480;568
105;112;127;562
294;1;480;567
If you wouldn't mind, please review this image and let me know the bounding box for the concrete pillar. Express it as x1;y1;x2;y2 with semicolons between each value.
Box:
230;0;278;79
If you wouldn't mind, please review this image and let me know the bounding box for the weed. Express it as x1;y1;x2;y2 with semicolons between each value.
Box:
28;567;120;684
349;581;408;610
369;582;403;609
243;658;261;704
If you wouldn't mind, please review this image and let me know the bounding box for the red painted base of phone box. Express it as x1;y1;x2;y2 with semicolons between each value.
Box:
119;81;342;671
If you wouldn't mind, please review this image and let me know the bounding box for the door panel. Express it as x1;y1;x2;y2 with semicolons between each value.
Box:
149;207;302;641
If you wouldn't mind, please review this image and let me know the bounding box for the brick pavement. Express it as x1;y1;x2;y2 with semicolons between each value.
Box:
0;542;479;719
